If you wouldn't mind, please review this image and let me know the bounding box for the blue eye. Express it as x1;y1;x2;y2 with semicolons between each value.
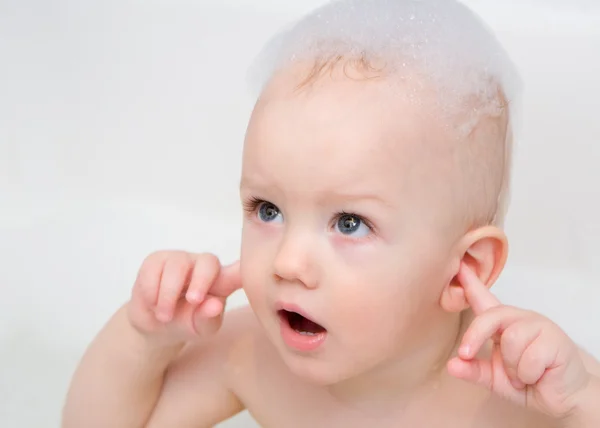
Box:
335;214;370;237
258;202;282;223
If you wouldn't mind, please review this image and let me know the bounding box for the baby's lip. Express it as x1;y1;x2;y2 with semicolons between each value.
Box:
274;301;324;328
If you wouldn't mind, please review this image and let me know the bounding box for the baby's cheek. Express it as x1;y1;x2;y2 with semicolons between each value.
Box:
239;257;265;299
335;281;408;330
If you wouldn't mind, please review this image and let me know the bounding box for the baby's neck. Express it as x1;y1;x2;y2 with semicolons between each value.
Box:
325;310;473;414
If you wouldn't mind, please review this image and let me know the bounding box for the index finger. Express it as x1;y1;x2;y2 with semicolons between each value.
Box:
210;260;243;297
457;262;501;315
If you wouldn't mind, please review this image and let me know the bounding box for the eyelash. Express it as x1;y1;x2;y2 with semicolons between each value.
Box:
242;196;376;233
242;196;265;214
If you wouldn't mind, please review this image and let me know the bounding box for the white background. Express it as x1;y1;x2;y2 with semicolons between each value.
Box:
1;1;599;426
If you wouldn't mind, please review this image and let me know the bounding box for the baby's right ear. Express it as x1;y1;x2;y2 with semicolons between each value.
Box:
439;226;508;313
439;256;481;313
439;271;469;313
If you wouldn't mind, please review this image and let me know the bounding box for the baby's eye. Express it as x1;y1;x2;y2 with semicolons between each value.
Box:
258;202;283;223
335;214;370;238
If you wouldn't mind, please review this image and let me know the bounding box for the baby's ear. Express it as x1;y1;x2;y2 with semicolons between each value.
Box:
440;226;508;313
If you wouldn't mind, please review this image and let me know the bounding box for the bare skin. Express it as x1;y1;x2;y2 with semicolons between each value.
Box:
62;64;600;428
62;285;598;428
144;265;599;428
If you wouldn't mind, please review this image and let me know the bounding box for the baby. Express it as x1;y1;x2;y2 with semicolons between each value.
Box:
62;1;600;427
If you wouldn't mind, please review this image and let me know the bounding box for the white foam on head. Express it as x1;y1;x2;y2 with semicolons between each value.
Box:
247;0;523;136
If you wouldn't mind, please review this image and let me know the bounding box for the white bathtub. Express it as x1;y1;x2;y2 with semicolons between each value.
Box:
1;1;599;426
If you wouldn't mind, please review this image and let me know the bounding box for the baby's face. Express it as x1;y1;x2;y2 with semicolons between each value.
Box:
240;65;465;385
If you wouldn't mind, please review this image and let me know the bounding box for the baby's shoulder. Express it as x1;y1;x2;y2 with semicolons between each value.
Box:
446;383;559;428
143;306;264;426
219;305;300;388
189;304;293;396
579;347;600;376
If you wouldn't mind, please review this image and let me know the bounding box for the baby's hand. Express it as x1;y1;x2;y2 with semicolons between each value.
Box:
127;251;242;346
447;263;592;420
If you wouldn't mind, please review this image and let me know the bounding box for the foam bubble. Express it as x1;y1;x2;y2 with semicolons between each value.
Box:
247;0;523;134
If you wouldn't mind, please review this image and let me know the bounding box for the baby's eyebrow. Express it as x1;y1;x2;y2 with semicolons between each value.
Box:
239;175;270;191
239;175;285;198
240;176;393;209
324;191;385;203
313;189;395;210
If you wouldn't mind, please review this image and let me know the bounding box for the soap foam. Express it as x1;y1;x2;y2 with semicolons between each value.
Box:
247;0;523;136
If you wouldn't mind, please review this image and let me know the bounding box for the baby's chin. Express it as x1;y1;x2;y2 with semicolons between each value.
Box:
270;333;392;387
280;350;368;387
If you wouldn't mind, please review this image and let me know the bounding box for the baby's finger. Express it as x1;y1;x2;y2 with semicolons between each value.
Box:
196;295;226;319
517;334;555;385
210;260;242;297
458;262;502;315
185;253;221;304
500;321;542;389
459;306;527;359
133;251;170;307
156;253;193;322
192;302;225;337
447;356;493;389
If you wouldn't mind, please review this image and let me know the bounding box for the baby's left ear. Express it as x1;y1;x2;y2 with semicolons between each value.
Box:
440;226;508;313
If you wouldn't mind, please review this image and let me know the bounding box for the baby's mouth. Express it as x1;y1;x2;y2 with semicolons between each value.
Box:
278;310;326;335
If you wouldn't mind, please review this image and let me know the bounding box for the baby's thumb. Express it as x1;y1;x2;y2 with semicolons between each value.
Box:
447;357;493;389
191;300;225;337
211;260;242;297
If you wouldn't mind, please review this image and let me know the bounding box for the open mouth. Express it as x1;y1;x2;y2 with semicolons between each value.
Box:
278;309;326;335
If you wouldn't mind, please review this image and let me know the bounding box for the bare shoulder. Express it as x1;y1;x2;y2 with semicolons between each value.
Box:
579;347;600;377
468;391;559;428
145;305;262;428
173;304;264;381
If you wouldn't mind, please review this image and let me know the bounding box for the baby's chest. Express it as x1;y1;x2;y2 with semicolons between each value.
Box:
244;397;404;428
239;383;554;428
245;402;551;428
228;338;553;428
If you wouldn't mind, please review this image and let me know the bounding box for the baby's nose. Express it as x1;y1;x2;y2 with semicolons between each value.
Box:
272;232;318;289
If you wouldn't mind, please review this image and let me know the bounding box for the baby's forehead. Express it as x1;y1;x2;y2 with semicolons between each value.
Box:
243;70;466;209
247;64;458;167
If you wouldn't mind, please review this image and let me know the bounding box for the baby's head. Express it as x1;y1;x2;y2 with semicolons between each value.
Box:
239;0;522;385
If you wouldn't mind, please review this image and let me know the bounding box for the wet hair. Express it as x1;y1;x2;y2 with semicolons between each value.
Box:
247;0;523;227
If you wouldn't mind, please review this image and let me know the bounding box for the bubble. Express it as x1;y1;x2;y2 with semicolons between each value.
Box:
247;0;523;135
